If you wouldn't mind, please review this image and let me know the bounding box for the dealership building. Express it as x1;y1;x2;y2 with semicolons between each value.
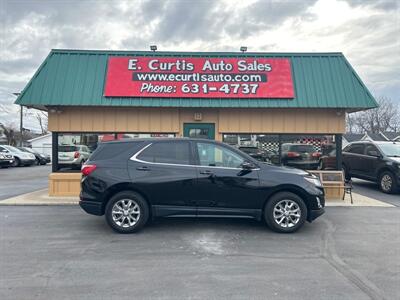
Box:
15;49;377;196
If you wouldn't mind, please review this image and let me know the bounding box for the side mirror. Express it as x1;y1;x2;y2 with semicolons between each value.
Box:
241;161;256;170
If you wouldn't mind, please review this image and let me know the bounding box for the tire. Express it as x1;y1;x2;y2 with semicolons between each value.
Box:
264;192;307;233
105;191;149;233
12;157;20;167
342;165;351;180
35;158;40;165
379;171;397;194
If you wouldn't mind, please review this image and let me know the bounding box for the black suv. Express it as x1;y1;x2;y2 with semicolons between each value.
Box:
80;139;325;233
343;141;400;193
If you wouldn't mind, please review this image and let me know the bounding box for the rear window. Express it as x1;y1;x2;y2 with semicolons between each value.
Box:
59;145;77;152
239;147;259;153
137;142;191;165
289;145;316;153
90;142;142;161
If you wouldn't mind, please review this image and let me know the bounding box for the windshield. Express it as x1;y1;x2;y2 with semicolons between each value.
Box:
3;145;23;153
289;145;316;153
377;143;400;157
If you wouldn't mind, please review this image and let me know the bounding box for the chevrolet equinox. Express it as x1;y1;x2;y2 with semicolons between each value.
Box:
79;139;325;233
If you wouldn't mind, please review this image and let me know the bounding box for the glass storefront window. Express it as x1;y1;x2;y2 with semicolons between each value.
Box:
56;132;176;171
223;134;337;170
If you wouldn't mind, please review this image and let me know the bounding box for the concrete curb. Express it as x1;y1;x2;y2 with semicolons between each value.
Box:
0;189;79;206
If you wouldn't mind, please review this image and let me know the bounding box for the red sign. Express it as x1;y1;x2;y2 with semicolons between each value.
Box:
104;56;294;98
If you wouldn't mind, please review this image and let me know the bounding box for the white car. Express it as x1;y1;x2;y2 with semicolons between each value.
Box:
58;145;91;169
0;145;36;167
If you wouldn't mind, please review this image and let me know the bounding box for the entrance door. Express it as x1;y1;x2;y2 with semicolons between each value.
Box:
183;123;215;140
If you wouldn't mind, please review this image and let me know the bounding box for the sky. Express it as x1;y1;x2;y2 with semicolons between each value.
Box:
0;0;399;132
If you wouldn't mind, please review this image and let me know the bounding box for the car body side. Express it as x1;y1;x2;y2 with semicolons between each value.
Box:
80;139;325;223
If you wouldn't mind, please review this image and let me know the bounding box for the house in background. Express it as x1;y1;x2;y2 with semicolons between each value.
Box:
28;133;52;158
343;131;399;147
362;132;388;142
342;133;364;147
381;131;400;141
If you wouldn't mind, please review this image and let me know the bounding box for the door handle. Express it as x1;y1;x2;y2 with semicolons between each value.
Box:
136;166;150;171
199;170;213;175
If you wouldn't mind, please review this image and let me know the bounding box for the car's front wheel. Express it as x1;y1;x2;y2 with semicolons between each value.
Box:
379;171;397;194
105;191;149;233
264;192;307;233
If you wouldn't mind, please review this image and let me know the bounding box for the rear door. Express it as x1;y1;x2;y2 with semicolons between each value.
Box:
128;141;198;214
362;144;382;180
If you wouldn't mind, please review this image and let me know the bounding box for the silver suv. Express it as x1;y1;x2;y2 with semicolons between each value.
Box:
58;145;91;169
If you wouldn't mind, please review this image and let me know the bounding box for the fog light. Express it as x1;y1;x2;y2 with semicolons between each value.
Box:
316;197;322;208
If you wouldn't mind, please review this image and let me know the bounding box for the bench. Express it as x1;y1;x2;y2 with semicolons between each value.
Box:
308;170;352;203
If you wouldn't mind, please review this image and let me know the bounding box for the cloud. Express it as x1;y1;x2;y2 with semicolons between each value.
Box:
0;0;399;131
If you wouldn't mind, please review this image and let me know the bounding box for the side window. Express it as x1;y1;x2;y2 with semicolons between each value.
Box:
196;142;244;168
137;142;191;165
348;144;364;154
365;145;380;156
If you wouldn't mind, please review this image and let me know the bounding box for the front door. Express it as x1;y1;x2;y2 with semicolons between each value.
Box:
183;123;215;140
193;141;261;217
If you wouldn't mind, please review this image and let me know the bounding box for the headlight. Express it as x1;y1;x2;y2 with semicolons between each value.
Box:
304;176;323;187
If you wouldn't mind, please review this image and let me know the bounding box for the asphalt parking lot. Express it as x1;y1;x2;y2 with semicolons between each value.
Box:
0;206;399;300
0;165;51;200
351;178;400;207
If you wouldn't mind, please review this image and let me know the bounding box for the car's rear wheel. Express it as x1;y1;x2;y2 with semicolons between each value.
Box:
264;192;307;233
105;191;149;233
379;171;397;194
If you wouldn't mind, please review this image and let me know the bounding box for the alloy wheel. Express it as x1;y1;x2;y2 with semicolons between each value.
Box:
111;199;141;228
381;175;392;192
273;199;301;228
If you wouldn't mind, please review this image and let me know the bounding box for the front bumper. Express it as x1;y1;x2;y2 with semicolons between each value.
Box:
21;158;36;165
0;159;14;166
308;207;325;222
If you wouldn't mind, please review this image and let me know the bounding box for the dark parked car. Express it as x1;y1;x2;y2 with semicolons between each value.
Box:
79;139;325;234
343;141;400;193
319;149;337;170
0;152;14;168
271;143;321;170
18;147;50;165
238;146;269;162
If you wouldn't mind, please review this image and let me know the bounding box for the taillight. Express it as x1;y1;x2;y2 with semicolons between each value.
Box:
74;151;80;158
81;164;97;176
312;152;322;157
287;152;300;158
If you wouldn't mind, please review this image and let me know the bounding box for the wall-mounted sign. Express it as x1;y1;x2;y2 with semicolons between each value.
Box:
104;56;294;98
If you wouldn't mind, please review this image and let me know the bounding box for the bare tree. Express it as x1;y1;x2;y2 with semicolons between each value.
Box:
0;123;18;146
347;97;400;133
34;111;48;134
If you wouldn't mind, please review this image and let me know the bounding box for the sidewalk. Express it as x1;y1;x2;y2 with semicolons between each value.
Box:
0;189;393;207
0;189;79;205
